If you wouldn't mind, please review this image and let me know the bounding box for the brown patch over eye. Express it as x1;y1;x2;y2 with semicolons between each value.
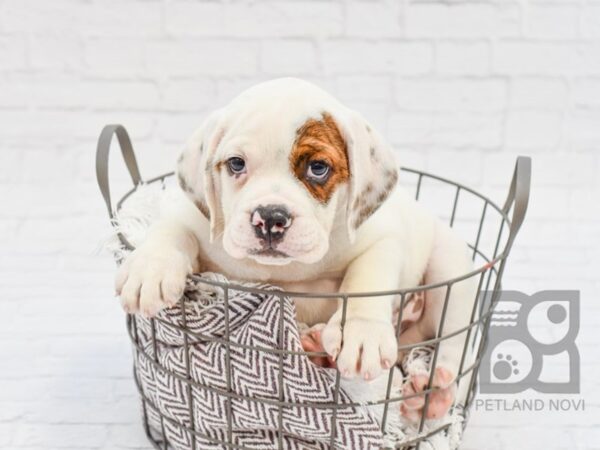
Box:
289;113;349;203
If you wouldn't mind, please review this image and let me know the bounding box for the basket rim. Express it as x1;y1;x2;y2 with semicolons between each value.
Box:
112;166;511;298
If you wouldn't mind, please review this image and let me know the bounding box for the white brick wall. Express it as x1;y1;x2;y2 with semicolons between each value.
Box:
1;1;598;449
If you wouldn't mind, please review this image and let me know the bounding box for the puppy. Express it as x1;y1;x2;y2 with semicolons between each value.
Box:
115;78;477;420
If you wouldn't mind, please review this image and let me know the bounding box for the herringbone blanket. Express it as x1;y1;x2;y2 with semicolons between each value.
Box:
132;273;384;450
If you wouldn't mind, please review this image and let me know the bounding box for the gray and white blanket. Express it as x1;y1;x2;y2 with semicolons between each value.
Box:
133;274;383;450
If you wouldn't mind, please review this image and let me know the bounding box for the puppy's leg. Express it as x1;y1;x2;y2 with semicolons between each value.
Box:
116;218;200;317
401;224;478;420
321;238;401;381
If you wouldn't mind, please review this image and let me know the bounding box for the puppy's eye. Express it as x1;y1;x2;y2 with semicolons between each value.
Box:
307;160;330;182
226;157;246;175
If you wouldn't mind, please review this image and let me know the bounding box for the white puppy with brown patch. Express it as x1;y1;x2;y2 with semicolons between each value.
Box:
116;78;477;420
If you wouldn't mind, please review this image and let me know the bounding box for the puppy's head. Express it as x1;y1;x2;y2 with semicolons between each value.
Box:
177;78;398;266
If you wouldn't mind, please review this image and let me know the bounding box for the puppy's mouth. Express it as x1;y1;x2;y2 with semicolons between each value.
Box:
249;247;289;258
247;246;293;266
223;211;329;265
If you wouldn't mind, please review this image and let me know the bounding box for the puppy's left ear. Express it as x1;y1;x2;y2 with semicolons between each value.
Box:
339;112;398;242
176;109;226;242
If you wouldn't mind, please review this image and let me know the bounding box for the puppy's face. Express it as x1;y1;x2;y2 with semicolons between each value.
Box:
177;78;398;267
217;114;348;266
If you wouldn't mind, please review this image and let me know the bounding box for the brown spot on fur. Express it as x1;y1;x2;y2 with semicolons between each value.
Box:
289;113;349;204
195;199;210;219
213;159;224;172
178;173;210;219
177;173;194;194
353;203;376;229
385;170;398;191
352;167;398;229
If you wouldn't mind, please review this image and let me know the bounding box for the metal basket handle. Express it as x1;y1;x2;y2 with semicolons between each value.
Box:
502;156;532;253
96;124;142;219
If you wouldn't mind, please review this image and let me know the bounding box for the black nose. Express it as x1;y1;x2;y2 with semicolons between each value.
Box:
251;205;292;244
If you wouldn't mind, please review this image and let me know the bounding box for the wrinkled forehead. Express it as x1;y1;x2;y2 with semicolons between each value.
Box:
227;109;302;148
219;108;338;166
218;79;348;153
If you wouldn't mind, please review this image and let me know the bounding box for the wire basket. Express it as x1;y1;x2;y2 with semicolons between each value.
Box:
97;125;531;450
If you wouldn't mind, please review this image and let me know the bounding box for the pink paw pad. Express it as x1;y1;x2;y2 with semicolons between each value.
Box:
300;327;336;369
400;366;456;421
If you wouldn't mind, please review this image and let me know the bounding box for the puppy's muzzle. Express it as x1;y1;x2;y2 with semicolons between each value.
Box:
251;205;292;246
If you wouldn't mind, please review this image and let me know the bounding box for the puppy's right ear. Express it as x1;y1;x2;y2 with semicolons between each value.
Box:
176;109;226;242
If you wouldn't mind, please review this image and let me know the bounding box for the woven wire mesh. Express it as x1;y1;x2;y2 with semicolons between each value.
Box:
120;169;515;450
98;125;529;450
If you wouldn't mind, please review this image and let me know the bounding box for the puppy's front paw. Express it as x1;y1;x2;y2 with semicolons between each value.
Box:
115;246;193;317
321;316;397;381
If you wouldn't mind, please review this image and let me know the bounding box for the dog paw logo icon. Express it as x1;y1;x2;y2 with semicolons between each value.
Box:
480;290;580;394
493;353;521;380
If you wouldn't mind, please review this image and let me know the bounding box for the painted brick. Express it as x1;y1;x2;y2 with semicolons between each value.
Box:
168;1;344;38
1;1;599;448
393;79;508;112
29;35;83;70
510;78;569;110
388;112;504;149
224;2;344;38
336;76;392;102
345;1;404;38
436;41;490;75
163;79;217;111
0;35;27;70
0;0;88;34
322;41;433;75
582;5;600;39
494;42;600;75
145;40;259;76
572;79;600;109
84;38;146;78
260;40;318;75
526;4;580;39
406;3;521;38
505;110;563;149
85;1;163;38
